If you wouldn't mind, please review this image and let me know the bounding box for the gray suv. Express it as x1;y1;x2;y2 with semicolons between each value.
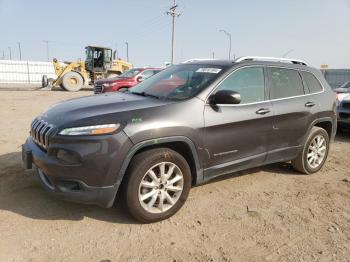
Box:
23;56;337;223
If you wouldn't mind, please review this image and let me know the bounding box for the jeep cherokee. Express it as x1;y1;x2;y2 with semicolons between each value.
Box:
23;56;337;223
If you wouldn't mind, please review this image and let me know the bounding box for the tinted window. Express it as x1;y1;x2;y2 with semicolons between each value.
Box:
301;71;323;93
216;67;265;104
269;68;304;99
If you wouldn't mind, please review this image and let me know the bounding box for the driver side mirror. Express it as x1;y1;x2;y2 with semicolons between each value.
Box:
209;90;241;105
136;76;145;82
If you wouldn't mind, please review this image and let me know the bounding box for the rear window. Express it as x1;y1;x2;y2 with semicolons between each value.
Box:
269;68;305;99
301;71;323;93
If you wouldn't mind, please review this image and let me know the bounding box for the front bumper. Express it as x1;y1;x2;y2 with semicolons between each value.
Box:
22;132;133;208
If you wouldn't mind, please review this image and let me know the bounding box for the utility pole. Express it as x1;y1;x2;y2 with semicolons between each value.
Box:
125;41;129;62
166;0;181;64
115;43;119;59
1;50;4;59
8;47;12;60
219;29;232;60
17;42;22;60
43;40;50;61
212;51;215;59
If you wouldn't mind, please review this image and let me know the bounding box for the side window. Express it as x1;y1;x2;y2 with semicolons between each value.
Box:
216;67;265;104
269;68;305;99
301;71;323;93
140;70;154;79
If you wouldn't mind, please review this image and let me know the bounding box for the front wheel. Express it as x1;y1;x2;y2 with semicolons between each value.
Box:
122;148;191;223
292;127;330;174
61;71;84;92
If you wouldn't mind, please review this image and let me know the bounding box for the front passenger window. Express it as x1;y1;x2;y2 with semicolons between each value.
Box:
215;67;265;104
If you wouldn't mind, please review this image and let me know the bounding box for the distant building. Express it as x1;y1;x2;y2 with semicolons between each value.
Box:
322;69;350;89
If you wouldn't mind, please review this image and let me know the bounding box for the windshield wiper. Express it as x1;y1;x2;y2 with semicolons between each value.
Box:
130;91;160;99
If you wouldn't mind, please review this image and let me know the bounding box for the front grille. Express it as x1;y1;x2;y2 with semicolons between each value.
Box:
342;102;350;109
94;83;103;94
31;119;55;150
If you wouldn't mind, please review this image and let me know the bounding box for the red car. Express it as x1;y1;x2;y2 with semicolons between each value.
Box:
94;68;162;94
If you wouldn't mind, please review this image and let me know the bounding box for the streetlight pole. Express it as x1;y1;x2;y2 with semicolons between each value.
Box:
282;49;294;58
43;40;50;61
167;0;181;65
125;41;129;62
8;47;12;60
219;29;232;60
18;42;22;60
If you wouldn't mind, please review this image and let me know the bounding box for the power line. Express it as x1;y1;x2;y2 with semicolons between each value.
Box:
166;0;181;64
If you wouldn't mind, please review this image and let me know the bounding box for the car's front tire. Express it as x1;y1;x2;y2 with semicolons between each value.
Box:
123;148;191;223
292;126;330;174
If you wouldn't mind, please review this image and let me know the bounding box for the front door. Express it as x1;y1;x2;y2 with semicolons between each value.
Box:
203;66;273;180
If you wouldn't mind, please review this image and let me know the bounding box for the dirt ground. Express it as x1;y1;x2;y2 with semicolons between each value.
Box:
0;90;349;262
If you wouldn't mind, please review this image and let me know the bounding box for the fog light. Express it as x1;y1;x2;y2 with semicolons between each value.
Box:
56;149;80;164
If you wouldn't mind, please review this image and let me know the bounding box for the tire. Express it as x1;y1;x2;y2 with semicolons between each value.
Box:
42;75;48;88
61;71;84;92
292;127;330;174
122;148;191;223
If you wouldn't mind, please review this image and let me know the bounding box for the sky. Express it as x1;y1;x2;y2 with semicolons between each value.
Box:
0;0;350;68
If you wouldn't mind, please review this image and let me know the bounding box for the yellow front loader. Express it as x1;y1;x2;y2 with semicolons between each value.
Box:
43;45;133;91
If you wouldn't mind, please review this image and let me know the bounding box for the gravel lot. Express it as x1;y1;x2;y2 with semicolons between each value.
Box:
0;90;350;262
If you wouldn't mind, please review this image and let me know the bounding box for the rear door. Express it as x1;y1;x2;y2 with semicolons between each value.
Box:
266;67;312;162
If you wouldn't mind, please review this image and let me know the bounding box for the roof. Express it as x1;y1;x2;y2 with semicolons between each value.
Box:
85;45;112;50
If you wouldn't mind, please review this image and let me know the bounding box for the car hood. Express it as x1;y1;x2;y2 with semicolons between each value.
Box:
341;93;350;102
38;92;173;128
95;77;134;84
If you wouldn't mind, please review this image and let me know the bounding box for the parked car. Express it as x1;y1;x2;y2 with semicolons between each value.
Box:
334;81;350;102
23;56;337;223
94;68;162;94
337;93;350;129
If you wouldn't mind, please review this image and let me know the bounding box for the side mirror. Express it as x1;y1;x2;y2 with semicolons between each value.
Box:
136;76;145;82
209;90;241;105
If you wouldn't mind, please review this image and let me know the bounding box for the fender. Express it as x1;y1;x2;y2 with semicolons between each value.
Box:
116;136;204;188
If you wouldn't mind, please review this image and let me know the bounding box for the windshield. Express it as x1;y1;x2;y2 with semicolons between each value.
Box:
339;81;350;89
119;68;141;78
130;64;227;100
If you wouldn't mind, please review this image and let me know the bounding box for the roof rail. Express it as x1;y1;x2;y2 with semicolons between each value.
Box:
234;56;307;65
182;58;217;63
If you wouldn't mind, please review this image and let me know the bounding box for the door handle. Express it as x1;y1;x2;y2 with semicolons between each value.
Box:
305;101;315;107
256;108;270;115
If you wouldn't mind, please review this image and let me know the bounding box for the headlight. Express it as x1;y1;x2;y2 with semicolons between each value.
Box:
103;82;117;87
59;124;120;136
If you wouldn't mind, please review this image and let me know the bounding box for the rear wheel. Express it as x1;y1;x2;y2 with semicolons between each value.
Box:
122;148;191;223
292;127;330;174
61;72;84;92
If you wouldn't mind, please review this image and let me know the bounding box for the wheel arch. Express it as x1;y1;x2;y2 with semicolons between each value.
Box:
305;117;335;143
117;136;203;188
